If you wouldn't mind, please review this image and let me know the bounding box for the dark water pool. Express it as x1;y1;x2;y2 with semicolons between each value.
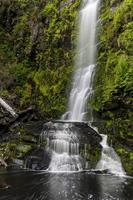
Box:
0;170;133;200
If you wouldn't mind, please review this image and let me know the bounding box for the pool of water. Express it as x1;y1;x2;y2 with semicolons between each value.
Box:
0;170;133;200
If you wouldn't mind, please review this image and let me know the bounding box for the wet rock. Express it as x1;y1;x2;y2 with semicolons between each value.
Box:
0;120;102;171
6;159;24;170
89;169;110;174
22;135;37;144
0;103;42;143
44;121;102;145
23;121;45;137
39;121;102;170
25;148;51;170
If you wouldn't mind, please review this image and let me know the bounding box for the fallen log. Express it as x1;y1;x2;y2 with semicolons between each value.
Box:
0;97;18;118
15;106;34;122
0;97;34;136
0;97;35;124
0;158;7;168
5;106;34;128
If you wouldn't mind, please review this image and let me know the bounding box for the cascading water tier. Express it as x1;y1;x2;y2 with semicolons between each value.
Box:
40;121;102;172
47;123;82;171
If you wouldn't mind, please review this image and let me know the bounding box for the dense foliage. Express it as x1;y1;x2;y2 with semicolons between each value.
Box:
93;0;133;111
0;0;132;117
0;0;80;118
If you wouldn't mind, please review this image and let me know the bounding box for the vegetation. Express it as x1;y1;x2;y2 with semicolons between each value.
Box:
0;0;80;118
0;0;132;174
93;0;133;110
95;110;133;175
91;0;133;175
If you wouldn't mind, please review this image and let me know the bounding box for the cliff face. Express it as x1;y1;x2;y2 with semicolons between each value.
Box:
0;0;80;118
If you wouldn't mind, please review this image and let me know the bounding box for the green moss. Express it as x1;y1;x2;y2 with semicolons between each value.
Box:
0;0;80;117
118;22;133;53
92;0;133;111
80;144;101;167
0;123;36;161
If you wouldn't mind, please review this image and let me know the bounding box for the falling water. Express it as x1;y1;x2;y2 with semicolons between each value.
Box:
96;134;126;176
46;1;100;171
45;0;125;175
41;122;84;172
47;0;94;172
63;0;99;121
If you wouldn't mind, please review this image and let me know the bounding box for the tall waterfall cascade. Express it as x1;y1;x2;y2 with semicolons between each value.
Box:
47;0;100;172
44;0;125;175
62;0;99;121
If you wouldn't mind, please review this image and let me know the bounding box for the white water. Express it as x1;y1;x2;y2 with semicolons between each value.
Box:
96;134;126;176
43;122;83;172
63;0;99;121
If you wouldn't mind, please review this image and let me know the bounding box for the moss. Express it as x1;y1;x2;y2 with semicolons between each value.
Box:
80;143;101;166
118;22;133;53
0;141;32;160
0;0;80;117
0;123;37;161
92;0;133;111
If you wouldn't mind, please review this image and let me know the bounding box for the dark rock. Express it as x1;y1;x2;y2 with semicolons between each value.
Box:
22;121;44;137
24;148;51;170
45;120;102;145
6;159;24;170
0;181;10;190
22;135;37;144
89;169;110;174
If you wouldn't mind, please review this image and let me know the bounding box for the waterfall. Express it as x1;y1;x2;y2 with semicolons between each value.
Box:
63;0;99;121
46;0;94;172
45;0;125;175
41;122;84;172
96;134;126;176
46;0;100;172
